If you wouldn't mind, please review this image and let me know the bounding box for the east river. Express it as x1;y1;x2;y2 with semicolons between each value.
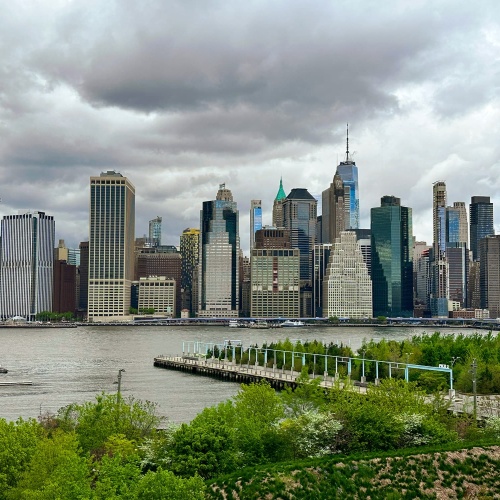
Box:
0;324;485;423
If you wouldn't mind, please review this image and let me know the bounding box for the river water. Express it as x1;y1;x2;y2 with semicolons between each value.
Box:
0;324;483;423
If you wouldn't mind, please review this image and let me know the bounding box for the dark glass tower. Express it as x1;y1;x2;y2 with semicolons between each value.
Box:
282;188;317;283
470;196;494;261
371;196;413;317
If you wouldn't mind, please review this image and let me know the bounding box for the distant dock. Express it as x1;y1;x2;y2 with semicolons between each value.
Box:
0;381;33;386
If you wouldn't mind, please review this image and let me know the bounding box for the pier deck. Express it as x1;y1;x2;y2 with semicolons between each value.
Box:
154;355;500;418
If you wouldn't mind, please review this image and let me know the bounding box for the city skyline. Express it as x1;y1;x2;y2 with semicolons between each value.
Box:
1;1;500;252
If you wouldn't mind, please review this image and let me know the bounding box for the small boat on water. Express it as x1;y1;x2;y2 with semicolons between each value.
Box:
0;365;8;374
281;320;305;327
228;319;245;328
248;320;269;329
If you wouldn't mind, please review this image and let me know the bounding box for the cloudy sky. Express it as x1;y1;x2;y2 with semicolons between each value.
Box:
1;0;500;252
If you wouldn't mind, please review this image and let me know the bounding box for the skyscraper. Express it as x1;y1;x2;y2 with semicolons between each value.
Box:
78;241;89;314
249;200;262;249
312;243;332;317
431;181;449;317
336;125;359;229
282;188;317;284
323;231;372;319
180;228;200;315
321;171;345;244
371;196;413;318
415;247;431;313
470;196;494;261
272;177;286;228
447;243;468;307
88;171;135;320
479;235;500;318
53;260;77;314
0;211;55;320
446;206;461;244
149;216;162;247
453;202;468;245
445;202;468;308
198;184;240;317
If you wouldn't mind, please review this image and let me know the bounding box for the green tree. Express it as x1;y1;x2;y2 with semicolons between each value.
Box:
134;469;206;499
169;401;238;478
0;418;43;497
232;381;285;464
55;394;163;456
7;431;91;500
92;453;142;500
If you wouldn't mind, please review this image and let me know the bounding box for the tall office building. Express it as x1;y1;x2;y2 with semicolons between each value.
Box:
198;184;240;317
413;241;431;312
53;260;77;314
149;216;162;247
336;125;359;230
272;177;286;228
283;188;317;316
446;206;462;244
250;200;262;249
431;181;449;317
453;202;468;245
180;228;200;315
321;171;345;244
88;171;135;320
251;228;300;318
470;196;494;261
415;247;431;314
467;260;481;309
312;243;332;317
239;252;251;317
78;241;89;313
479;235;500;318
447;243;468;307
282;188;317;284
371;196;413;318
316;215;323;244
354;229;372;276
323;231;372;319
0;211;55;320
445;202;468;308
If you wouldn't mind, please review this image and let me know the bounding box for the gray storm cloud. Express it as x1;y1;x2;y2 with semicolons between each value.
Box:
0;0;499;250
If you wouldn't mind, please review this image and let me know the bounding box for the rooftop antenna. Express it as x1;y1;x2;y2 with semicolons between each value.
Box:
345;123;350;162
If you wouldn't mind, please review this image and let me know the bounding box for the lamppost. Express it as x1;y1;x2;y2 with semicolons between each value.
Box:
471;359;477;419
361;349;366;383
449;356;460;400
117;369;125;404
404;352;413;383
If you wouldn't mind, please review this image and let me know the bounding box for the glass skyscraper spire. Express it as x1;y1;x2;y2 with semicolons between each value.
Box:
336;124;359;230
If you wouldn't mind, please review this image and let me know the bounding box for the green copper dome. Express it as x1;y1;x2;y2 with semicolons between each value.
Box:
275;177;286;201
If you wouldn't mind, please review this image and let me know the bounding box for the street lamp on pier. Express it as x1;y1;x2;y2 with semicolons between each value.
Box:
117;369;125;404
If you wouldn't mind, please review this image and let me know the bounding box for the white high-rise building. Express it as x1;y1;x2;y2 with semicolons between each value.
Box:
198;184;240;317
88;171;135;320
322;231;372;319
0;211;55;320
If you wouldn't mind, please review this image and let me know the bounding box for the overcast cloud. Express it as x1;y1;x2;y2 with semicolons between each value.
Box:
1;0;500;252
